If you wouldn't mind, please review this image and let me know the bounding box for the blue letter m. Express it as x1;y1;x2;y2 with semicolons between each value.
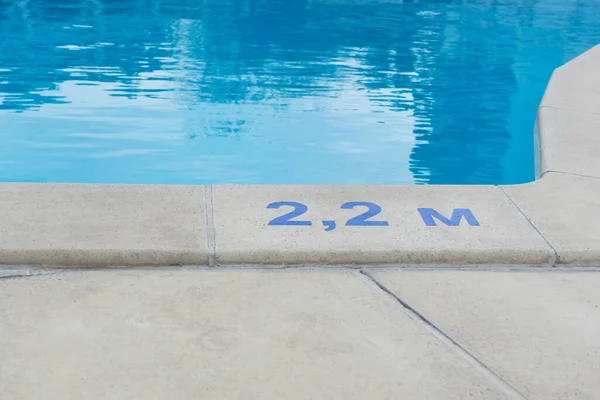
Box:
417;208;480;227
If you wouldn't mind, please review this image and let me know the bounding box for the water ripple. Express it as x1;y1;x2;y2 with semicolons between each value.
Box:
0;0;598;184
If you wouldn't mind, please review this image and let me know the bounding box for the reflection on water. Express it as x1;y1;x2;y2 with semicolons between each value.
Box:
0;0;598;184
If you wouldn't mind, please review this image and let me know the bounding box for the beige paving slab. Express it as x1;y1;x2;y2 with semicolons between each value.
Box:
0;184;207;266
0;269;514;400
211;185;551;265
537;107;600;178
503;172;600;265
540;44;600;115
369;269;600;400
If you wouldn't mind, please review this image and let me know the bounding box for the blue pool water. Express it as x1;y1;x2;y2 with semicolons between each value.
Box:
0;0;599;185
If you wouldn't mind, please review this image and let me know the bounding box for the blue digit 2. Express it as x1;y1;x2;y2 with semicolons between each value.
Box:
342;202;389;226
267;201;312;226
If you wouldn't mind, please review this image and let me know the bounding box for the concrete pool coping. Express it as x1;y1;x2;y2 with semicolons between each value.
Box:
1;45;599;268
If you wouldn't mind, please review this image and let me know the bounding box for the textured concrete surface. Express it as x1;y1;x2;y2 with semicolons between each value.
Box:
369;269;600;400
537;107;600;178
0;269;514;400
503;172;600;264
0;184;207;266
212;185;550;265
540;44;600;115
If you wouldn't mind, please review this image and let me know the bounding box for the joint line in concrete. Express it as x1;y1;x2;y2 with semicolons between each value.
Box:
544;170;600;182
359;269;528;400
204;186;217;267
498;186;557;267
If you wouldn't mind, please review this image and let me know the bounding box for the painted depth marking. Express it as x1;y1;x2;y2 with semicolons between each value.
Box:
267;202;479;231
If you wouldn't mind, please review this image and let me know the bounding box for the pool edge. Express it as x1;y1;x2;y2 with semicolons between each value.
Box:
2;45;600;268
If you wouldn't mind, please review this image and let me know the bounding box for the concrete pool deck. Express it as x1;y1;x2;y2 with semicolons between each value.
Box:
0;46;599;268
3;266;600;399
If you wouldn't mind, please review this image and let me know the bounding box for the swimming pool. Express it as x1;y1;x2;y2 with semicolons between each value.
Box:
0;0;598;185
